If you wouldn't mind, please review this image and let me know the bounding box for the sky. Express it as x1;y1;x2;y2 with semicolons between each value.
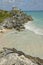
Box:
0;0;43;11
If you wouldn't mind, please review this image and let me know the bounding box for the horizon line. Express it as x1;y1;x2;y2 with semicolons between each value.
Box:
0;8;43;12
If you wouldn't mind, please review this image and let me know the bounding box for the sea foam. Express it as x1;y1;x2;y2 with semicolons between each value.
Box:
24;21;43;35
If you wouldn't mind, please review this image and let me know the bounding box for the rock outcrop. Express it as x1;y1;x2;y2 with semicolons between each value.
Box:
0;47;43;65
1;7;33;31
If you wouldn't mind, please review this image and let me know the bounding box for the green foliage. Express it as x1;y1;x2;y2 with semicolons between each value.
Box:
0;10;12;23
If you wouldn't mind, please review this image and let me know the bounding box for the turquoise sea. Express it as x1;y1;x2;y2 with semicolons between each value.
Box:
24;11;43;35
0;11;43;59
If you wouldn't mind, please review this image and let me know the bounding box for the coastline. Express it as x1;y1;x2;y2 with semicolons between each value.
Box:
0;8;43;60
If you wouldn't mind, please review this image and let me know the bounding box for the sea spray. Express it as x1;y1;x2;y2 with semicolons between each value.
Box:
24;21;43;35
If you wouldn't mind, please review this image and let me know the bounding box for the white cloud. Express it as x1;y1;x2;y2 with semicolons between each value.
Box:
2;0;15;4
2;0;24;4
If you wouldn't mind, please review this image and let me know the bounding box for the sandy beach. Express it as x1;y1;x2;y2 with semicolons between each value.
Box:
0;29;43;59
0;29;13;50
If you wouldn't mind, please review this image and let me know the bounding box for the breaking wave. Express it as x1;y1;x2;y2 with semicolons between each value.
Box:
24;21;43;35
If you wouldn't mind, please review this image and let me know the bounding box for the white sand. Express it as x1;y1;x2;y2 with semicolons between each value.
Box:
0;29;43;59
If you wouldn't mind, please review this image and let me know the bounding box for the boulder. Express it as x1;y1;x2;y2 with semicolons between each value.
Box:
0;47;43;65
3;18;13;29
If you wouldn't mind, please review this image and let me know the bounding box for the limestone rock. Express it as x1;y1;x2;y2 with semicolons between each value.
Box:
0;47;43;65
1;7;33;31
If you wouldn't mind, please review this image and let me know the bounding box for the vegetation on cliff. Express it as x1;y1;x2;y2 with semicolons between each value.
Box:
0;7;33;31
0;10;12;23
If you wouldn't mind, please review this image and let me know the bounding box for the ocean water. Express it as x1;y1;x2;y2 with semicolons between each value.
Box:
24;11;43;35
0;11;43;59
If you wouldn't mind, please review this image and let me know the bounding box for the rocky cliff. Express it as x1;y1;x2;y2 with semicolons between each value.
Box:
0;7;33;31
0;47;43;65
